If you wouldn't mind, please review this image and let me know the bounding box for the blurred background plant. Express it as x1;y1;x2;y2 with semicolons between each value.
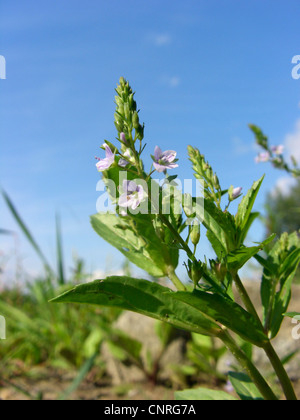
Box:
250;125;300;282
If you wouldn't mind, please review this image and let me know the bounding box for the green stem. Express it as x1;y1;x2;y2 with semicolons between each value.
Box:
233;273;263;327
159;213;195;261
219;329;278;401
167;268;186;291
233;273;297;400
263;341;297;400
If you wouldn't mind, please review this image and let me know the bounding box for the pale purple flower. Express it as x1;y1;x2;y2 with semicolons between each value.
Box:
255;152;270;163
95;144;115;172
271;145;284;155
232;187;243;199
118;180;145;210
152;146;178;173
118;149;134;167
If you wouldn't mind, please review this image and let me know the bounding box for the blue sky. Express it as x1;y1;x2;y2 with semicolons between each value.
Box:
1;0;300;283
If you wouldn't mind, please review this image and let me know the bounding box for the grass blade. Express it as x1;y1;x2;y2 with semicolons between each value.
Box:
56;213;65;285
1;189;53;275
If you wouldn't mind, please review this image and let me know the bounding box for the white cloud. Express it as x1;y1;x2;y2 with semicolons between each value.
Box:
168;76;180;87
231;136;258;156
284;118;300;162
147;32;172;47
160;75;180;88
270;176;297;198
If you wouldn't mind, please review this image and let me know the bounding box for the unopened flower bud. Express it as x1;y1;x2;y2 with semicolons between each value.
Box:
187;260;205;287
114;120;124;133
136;124;144;140
124;103;130;121
183;193;195;218
120;132;127;144
190;222;200;246
210;259;227;282
213;174;220;189
119;76;126;86
115;95;122;106
228;185;242;201
132;111;140;129
117;103;124;116
128;94;137;111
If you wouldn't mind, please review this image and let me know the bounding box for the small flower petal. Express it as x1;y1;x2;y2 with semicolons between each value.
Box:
118;158;129;167
154;146;162;161
153;162;167;172
255;152;270;163
271;145;284;155
153;146;178;172
161;150;177;163
120;132;127;143
95;144;115;172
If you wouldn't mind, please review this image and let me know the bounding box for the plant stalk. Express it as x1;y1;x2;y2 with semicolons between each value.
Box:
263;341;297;400
233;273;297;400
219;329;278;400
167;268;186;291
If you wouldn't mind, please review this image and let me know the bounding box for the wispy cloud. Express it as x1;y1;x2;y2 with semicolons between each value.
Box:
284;118;300;162
160;75;180;88
270;176;297;198
147;32;172;47
231;136;258;156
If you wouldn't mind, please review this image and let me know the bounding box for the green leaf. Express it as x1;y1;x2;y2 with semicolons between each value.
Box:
235;176;264;241
261;232;300;338
228;372;263;401
283;312;300;319
51;276;221;337
175;387;237;401
227;234;276;271
271;248;300;338
109;329;142;362
171;290;267;346
237;212;260;245
201;199;236;255
90;212;178;277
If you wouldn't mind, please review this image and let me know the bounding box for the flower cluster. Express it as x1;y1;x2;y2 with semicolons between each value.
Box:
95;77;180;210
250;124;300;177
95;77;244;215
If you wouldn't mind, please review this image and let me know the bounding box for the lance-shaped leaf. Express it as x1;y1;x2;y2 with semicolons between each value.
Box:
226;234;276;271
235;176;264;243
91;212;178;277
261;231;300;338
228;372;263;401
171;290;268;346
51;276;221;337
283;312;300;319
200;198;236;255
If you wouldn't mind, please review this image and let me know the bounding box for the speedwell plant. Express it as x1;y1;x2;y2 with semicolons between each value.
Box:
52;78;300;400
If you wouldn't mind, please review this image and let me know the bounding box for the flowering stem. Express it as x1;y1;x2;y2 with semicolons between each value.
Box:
129;145;197;264
218;329;278;400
